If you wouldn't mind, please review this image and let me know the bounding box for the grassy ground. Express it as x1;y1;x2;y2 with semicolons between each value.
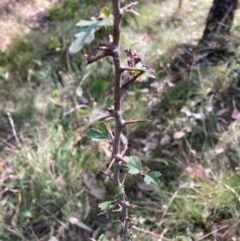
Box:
0;0;240;240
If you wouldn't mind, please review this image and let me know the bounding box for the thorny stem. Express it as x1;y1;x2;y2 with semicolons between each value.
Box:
121;71;144;89
111;0;129;240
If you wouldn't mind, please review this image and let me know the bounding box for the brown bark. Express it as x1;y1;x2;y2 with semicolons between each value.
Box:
200;0;238;43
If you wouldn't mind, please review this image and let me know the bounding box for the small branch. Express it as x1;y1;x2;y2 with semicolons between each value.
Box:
7;112;20;147
105;123;114;140
120;144;128;156
132;225;171;241
97;207;122;216
128;203;141;209
122;217;130;235
116;154;128;165
106;157;116;173
103;107;114;113
97;113;114;121
122;1;139;13
121;173;127;184
121;71;144;89
121;66;145;72
158;186;182;227
124;119;151;125
4;226;30;241
196;225;229;241
98;45;112;51
85;50;112;65
63;104;88;116
216;3;233;35
66;49;73;74
111;0;124;164
98;169;112;178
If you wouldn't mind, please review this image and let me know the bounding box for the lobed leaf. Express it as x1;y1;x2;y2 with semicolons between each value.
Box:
69;16;113;54
141;166;150;175
115;186;125;196
69;27;95;54
98;201;112;212
105;97;114;108
98;122;110;139
134;62;156;79
86;128;108;142
96;16;113;27
144;171;161;186
126;156;142;174
75;19;97;27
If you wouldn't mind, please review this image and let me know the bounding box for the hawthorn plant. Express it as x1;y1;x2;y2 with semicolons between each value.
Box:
69;1;160;240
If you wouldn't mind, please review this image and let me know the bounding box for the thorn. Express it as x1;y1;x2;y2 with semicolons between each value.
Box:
129;204;141;209
105;123;114;140
120;144;128;156
121;71;144;89
85;49;112;65
106;158;116;173
98;46;112;51
116;155;128;164
124;119;151;125
122;1;139;13
98;169;111;177
97;113;114;121
103;107;114;113
121;173;127;185
121;66;145;72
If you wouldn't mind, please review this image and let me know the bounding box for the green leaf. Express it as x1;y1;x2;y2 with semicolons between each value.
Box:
113;186;125;200
96;16;113;27
141;166;150;175
234;25;240;32
21;210;33;218
86;128;108;142
105;97;114;108
98;122;110;139
69;27;95;54
32;59;42;66
98;234;109;241
0;74;6;82
112;220;122;233
48;38;60;49
51;89;58;98
90;80;109;98
76;19;97;27
0;50;5;57
134;62;156;79
77;109;90;118
144;171;161;186
134;62;146;71
101;7;111;19
126;156;142;175
69;16;113;54
115;186;125;196
98;201;112;212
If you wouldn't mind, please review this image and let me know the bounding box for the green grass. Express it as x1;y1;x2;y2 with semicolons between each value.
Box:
0;0;240;240
1;124;82;240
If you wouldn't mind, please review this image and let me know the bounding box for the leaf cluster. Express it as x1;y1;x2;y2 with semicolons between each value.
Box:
69;8;113;54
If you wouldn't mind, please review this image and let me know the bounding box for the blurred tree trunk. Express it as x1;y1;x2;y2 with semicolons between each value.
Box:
200;0;238;43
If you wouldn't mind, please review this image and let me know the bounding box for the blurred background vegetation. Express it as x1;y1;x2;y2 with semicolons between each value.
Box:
0;0;240;240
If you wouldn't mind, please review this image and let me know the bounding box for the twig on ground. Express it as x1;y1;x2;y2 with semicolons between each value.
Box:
132;225;171;241
7;112;20;147
4;226;30;241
